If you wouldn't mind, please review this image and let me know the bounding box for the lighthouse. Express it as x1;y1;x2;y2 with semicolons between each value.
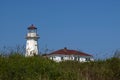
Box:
25;24;40;57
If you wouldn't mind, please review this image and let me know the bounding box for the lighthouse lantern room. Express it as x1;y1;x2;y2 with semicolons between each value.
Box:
25;24;39;57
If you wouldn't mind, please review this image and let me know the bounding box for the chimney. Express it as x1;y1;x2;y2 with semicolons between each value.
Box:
64;47;68;53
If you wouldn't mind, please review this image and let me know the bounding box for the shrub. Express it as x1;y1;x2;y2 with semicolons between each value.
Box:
0;53;120;80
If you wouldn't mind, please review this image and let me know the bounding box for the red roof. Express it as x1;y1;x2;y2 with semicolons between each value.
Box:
48;48;92;56
28;24;37;30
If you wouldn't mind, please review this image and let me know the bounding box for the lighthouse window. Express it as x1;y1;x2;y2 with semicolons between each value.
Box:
29;30;36;33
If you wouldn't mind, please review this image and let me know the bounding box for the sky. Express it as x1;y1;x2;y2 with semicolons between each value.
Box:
0;0;120;59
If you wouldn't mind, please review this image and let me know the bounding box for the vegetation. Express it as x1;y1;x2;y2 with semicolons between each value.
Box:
0;53;120;80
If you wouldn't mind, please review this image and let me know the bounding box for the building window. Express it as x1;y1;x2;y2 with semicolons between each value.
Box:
78;57;79;61
74;57;77;61
86;58;90;61
61;57;63;60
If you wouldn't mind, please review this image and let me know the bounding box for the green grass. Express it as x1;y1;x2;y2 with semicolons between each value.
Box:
0;53;120;80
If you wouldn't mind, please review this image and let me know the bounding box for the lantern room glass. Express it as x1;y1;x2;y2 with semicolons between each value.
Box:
28;29;37;33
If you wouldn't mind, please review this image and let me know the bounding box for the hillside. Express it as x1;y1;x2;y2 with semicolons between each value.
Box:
0;54;120;80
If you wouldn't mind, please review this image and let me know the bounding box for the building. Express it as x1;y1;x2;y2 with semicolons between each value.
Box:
25;24;40;57
46;47;94;62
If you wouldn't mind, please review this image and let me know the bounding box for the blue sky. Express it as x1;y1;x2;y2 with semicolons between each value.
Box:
0;0;120;58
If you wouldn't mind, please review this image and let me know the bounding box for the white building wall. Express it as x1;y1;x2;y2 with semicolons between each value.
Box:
79;58;86;62
48;55;94;62
52;56;61;62
90;58;94;61
64;56;70;60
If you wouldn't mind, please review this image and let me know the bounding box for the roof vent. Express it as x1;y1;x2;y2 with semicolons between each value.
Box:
64;47;67;50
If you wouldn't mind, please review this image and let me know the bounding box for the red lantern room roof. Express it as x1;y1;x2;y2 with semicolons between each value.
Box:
28;24;37;30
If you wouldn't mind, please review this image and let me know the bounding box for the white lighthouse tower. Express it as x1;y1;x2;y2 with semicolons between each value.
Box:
25;24;40;57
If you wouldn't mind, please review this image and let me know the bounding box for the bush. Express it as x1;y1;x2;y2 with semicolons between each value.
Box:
0;53;120;80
